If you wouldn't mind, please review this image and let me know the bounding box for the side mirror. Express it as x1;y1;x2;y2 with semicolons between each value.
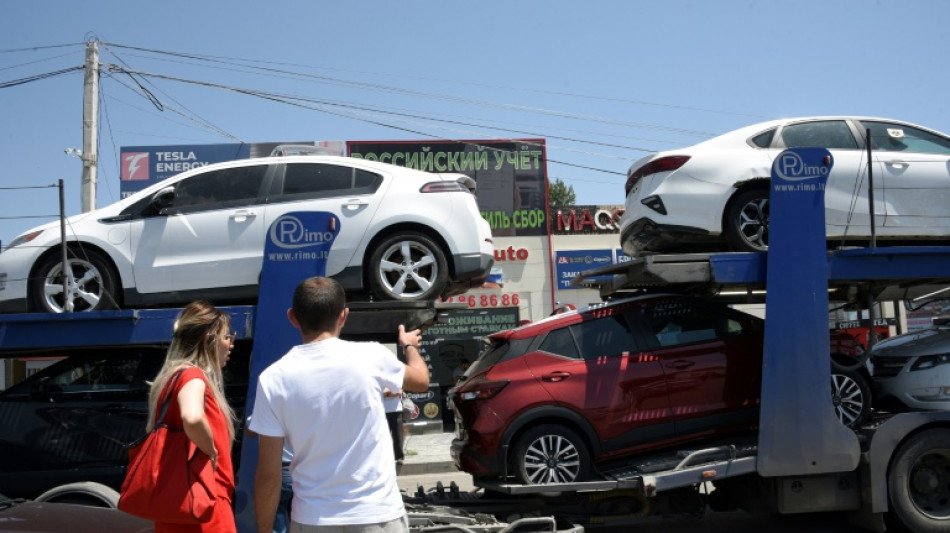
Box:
150;186;176;214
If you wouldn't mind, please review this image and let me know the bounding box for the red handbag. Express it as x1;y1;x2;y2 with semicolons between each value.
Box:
119;371;217;523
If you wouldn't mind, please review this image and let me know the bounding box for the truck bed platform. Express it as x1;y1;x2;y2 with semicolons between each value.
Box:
576;246;950;304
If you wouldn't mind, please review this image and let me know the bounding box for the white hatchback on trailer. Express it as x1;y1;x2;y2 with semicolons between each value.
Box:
0;155;494;313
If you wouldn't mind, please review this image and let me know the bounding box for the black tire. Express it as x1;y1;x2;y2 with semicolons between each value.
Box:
830;368;872;428
29;249;120;313
368;232;448;301
512;424;590;485
724;188;770;252
887;428;950;532
34;481;119;508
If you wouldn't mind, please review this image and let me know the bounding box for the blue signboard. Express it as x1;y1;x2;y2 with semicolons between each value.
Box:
758;148;860;476
233;211;339;532
555;249;612;290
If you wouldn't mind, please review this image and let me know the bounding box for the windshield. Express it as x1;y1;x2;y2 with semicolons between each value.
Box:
468;336;534;377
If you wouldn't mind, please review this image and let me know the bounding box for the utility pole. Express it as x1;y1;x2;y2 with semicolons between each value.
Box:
81;40;99;212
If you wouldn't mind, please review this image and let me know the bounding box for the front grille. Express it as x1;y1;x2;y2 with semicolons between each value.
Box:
872;356;912;378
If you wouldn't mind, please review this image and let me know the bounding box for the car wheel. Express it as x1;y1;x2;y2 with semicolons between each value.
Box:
831;368;871;428
34;481;120;508
887;428;950;532
512;424;590;485
368;232;448;301
724;188;769;252
29;249;120;313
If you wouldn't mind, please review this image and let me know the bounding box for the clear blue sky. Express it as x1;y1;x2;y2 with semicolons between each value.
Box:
2;0;947;244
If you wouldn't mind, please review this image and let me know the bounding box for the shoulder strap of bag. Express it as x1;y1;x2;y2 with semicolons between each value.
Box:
153;370;185;427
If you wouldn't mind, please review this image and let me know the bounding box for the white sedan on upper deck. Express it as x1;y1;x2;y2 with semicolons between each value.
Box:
0;156;493;313
619;116;950;256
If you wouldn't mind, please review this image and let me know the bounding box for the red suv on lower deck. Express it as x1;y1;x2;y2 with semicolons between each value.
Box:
450;293;765;485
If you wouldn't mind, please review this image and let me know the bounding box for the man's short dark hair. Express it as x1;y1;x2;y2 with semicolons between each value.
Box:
292;277;345;334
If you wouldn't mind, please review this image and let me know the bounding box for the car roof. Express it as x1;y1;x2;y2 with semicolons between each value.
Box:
691;115;945;150
79;154;446;218
489;293;700;341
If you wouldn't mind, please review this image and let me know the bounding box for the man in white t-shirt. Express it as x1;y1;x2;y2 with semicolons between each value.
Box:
250;277;430;533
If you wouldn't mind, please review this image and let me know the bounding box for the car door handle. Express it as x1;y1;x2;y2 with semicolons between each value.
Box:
666;361;695;370
230;210;257;223
342;199;368;211
542;371;572;382
885;160;909;168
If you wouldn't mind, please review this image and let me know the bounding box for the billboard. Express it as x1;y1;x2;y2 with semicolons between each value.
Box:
119;141;344;198
347;139;549;237
554;248;634;290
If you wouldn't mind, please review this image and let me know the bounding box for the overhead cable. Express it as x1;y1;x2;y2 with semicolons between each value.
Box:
112;65;624;175
0;66;83;89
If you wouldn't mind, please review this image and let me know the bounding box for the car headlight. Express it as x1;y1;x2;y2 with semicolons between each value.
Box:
910;353;950;371
4;230;44;251
909;387;950;402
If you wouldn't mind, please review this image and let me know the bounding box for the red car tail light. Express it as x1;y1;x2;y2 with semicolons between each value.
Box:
458;376;510;401
624;155;691;195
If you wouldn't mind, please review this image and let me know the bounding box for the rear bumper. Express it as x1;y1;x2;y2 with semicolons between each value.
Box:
620;216;719;256
451;437;504;478
445;252;493;297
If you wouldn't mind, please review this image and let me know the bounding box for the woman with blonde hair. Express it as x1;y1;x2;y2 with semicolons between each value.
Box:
146;300;237;533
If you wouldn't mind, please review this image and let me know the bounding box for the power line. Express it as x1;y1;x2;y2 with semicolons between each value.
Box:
100;42;717;138
104;46;241;141
102;42;761;123
0;66;83;89
103;69;243;141
0;50;79;73
111;65;626;175
0;185;59;190
0;43;83;54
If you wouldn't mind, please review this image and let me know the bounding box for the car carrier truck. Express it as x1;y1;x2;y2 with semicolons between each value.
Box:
1;149;949;532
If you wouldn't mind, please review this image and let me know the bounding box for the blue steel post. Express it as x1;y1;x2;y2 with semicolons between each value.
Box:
233;212;339;533
756;148;860;476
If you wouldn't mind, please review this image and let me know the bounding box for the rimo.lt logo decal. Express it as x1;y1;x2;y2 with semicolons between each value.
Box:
774;151;831;182
266;215;336;262
269;215;336;249
122;152;149;181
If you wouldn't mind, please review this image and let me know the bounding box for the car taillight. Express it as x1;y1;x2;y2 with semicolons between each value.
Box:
458;377;509;400
624;155;691;195
421;181;468;193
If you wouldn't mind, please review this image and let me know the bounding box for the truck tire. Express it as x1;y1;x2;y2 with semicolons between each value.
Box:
512;424;590;485
887;428;950;532
34;481;120;508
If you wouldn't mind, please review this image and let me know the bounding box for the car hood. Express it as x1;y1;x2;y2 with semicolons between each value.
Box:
871;327;950;358
0;500;152;532
5;211;100;249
